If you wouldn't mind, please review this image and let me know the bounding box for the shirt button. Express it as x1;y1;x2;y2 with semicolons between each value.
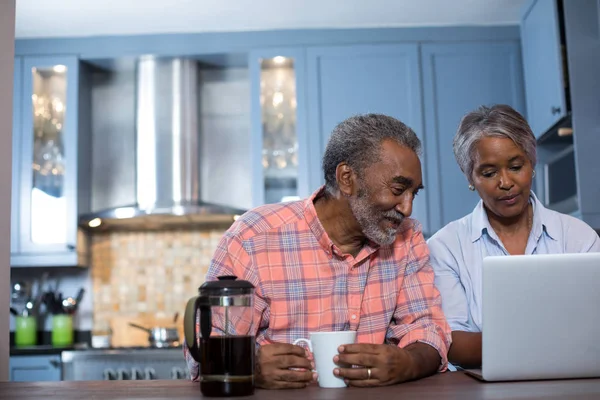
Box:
351;314;357;320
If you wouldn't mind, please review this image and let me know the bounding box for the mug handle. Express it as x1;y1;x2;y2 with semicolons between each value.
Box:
293;338;312;352
293;338;317;376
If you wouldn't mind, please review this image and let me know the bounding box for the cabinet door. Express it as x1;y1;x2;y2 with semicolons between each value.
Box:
9;355;62;382
422;42;525;235
18;56;79;256
306;44;428;231
562;0;600;229
521;0;567;137
249;48;309;207
598;0;600;35
12;57;22;255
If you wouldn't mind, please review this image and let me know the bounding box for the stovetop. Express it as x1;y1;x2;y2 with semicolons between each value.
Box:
61;346;188;381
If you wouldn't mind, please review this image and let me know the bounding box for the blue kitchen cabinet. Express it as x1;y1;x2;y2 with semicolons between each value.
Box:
521;0;568;138
305;44;429;232
561;0;600;229
421;42;525;235
12;57;22;256
11;56;91;267
249;48;311;207
9;355;62;382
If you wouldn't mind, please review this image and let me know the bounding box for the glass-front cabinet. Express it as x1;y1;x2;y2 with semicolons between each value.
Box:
249;49;312;207
11;57;22;256
11;56;89;267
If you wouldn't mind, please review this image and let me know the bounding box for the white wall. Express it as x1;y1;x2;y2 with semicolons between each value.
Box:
0;0;16;382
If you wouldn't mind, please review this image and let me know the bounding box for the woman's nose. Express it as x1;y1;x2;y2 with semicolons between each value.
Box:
498;170;514;189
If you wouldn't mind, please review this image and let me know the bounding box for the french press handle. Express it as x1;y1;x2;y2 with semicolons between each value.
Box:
183;295;211;363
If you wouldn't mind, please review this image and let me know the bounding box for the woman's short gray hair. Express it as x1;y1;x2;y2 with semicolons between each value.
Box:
322;113;421;195
453;104;537;183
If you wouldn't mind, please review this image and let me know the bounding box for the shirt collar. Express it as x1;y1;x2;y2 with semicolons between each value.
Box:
470;200;489;243
530;192;558;241
304;186;380;261
470;191;557;243
304;186;337;254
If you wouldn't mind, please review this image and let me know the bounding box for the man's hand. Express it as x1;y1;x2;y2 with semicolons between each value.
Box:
333;343;439;387
255;343;316;389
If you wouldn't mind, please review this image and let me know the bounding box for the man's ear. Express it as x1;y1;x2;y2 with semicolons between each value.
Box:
336;162;356;197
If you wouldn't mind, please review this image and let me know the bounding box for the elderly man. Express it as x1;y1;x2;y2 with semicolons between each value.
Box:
185;114;451;389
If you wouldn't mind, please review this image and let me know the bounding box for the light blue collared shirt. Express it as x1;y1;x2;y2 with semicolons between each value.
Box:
427;192;600;334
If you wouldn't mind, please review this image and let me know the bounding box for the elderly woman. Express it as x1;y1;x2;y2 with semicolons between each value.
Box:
427;104;600;369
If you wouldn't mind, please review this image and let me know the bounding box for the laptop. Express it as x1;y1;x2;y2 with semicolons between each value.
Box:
465;252;600;382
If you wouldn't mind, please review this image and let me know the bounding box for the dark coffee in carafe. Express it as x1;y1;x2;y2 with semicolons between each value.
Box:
200;335;255;397
184;276;256;397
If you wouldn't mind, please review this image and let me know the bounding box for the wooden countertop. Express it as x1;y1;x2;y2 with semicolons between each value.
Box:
2;372;600;399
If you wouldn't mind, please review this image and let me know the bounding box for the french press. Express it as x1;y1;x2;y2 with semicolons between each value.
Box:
184;276;256;397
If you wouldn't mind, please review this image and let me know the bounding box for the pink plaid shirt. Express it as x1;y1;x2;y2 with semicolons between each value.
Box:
185;187;451;380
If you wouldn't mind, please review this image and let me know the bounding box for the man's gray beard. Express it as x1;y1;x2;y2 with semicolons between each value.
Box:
348;188;404;246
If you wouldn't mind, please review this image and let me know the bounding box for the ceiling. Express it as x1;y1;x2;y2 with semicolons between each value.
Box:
15;0;528;39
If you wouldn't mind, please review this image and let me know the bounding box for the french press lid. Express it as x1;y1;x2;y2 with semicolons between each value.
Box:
199;275;255;296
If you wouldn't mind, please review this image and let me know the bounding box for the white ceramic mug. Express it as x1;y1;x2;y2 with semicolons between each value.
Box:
293;331;357;388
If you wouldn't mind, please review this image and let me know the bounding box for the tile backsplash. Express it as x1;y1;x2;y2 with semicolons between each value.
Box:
91;228;227;345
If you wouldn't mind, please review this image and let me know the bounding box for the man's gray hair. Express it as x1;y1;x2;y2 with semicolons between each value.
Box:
453;104;537;183
322;113;421;196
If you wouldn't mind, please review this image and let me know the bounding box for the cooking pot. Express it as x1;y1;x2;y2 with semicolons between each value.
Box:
128;322;180;348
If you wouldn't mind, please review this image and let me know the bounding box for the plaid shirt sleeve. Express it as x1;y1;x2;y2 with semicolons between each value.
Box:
183;339;200;382
388;228;452;372
184;231;270;381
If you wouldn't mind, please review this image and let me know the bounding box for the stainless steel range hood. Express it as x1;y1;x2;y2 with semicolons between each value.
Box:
80;56;247;230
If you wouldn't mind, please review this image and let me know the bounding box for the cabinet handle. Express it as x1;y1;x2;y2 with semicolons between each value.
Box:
66;244;76;251
49;360;60;368
551;106;562;115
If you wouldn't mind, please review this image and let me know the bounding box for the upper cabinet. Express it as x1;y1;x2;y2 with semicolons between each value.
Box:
11;56;91;267
521;0;569;138
518;0;600;229
303;42;525;236
12;57;22;256
560;0;600;228
421;42;525;234
249;48;310;207
305;44;428;231
12;26;528;237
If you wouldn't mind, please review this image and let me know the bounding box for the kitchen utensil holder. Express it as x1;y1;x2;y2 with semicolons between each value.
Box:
52;314;73;347
15;316;37;347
